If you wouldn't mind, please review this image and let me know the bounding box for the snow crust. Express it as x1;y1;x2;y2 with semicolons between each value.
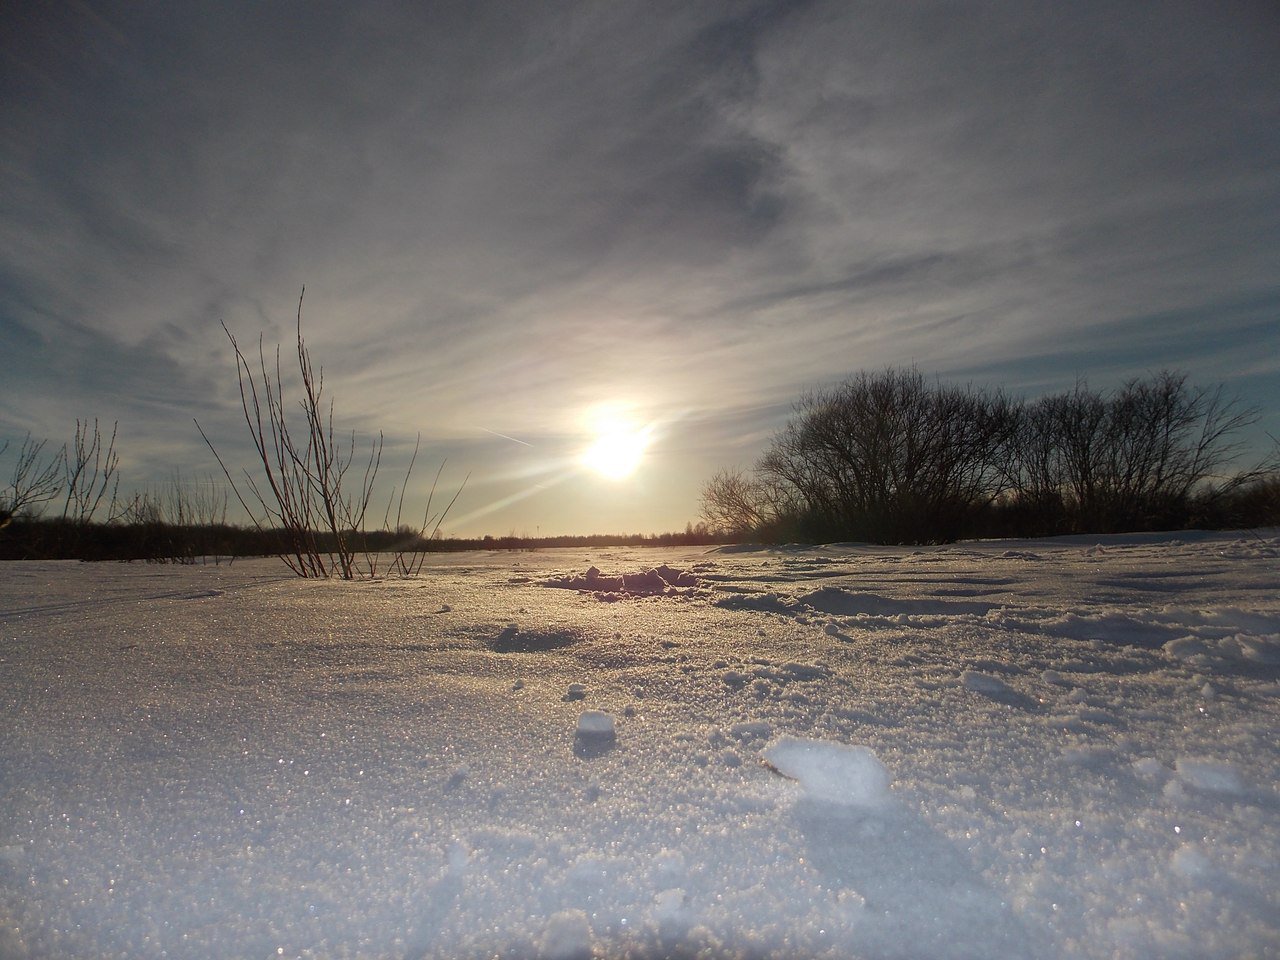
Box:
1;530;1278;959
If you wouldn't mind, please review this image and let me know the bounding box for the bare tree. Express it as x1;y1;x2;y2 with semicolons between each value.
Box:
61;419;120;525
749;369;1015;543
1009;372;1271;533
1;434;65;523
700;467;773;537
118;471;230;563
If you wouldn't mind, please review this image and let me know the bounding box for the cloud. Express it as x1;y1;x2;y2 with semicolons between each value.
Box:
2;0;1278;533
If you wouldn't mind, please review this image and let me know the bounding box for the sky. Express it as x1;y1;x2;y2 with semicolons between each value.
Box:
2;0;1278;537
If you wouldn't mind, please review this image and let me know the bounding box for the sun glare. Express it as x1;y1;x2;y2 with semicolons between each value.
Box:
581;415;652;480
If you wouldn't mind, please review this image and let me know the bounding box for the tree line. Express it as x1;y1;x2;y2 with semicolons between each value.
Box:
701;368;1279;544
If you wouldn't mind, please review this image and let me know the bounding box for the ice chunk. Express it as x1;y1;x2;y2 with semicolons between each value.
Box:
762;736;893;807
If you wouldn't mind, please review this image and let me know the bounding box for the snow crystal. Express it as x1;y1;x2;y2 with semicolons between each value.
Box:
762;736;894;807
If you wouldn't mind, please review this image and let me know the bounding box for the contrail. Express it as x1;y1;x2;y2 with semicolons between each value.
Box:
479;427;533;447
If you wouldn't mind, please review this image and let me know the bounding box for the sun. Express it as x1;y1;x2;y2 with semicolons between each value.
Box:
580;415;652;480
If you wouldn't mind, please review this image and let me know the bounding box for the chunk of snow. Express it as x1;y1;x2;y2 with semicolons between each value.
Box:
1164;632;1280;668
576;710;615;737
1238;634;1280;665
962;670;1015;696
712;591;792;613
960;670;1035;707
1174;758;1246;795
566;683;587;700
445;839;470;879
762;736;893;807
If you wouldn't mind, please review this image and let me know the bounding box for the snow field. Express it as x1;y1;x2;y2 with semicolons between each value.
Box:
0;531;1277;958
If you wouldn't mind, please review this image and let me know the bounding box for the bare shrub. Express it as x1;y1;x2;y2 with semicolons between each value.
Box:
364;436;466;577
197;290;458;579
118;472;230;563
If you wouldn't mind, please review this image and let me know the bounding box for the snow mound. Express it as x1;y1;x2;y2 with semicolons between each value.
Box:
544;564;698;597
762;736;894;807
711;591;793;613
1163;633;1280;670
488;624;581;653
795;587;996;618
962;670;1037;708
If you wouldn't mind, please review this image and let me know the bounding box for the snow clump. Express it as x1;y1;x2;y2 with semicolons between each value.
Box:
1173;758;1247;795
762;736;894;807
576;710;615;738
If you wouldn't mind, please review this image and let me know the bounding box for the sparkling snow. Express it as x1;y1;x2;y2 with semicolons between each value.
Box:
1;530;1278;958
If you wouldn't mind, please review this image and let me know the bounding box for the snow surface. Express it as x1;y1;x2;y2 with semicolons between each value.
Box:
1;530;1278;959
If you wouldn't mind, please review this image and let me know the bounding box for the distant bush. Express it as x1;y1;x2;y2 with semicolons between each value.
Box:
703;368;1277;544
